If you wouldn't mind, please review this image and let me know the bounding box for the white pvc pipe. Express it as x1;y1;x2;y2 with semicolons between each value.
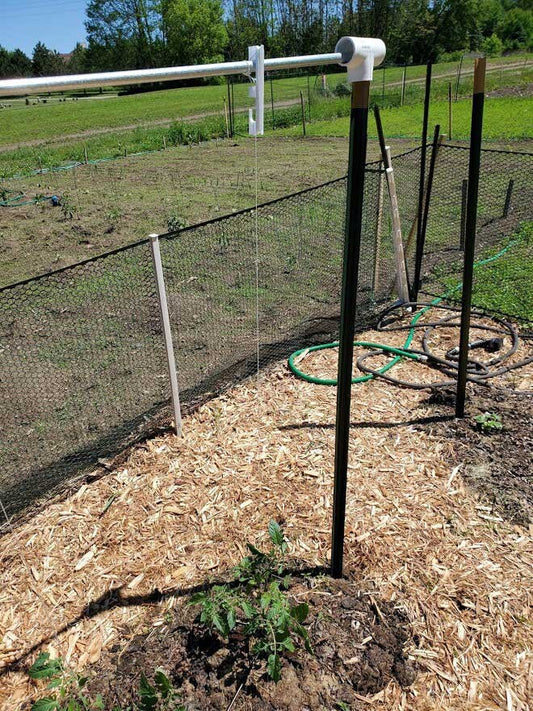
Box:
0;53;342;97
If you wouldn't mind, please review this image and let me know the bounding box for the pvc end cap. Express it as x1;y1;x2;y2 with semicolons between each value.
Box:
335;37;386;83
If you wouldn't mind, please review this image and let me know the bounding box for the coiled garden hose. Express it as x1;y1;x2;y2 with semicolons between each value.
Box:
288;238;533;390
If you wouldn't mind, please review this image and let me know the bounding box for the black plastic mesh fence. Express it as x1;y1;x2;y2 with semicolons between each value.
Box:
0;242;170;517
1;145;531;520
388;144;533;311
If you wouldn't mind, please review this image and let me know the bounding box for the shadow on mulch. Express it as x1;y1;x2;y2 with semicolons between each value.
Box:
85;574;417;711
431;386;532;527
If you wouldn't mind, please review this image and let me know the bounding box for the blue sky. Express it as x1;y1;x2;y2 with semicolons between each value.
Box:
1;0;88;56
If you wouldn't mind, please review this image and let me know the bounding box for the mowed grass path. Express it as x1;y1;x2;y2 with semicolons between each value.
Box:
278;95;533;141
0;53;529;148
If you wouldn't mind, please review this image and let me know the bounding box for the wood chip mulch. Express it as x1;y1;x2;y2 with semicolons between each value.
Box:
1;324;532;710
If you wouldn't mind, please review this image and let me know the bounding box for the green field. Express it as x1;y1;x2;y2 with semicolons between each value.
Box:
436;221;533;324
0;53;529;149
279;95;533;142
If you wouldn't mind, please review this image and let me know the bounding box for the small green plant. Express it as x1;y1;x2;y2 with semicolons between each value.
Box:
28;653;183;711
474;411;503;433
28;652;103;710
59;193;76;220
166;213;187;232
137;670;185;711
189;521;311;682
333;81;351;97
107;208;122;220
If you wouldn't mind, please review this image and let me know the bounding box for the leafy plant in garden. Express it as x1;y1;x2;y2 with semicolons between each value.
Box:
28;653;184;711
189;521;312;682
167;212;188;232
59;193;77;220
28;652;103;710
137;670;185;711
474;411;503;433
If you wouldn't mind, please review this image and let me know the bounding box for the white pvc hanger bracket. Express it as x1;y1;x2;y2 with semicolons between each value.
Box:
248;45;265;136
335;36;386;83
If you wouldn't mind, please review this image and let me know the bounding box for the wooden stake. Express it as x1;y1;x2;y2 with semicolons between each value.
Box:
300;91;306;137
385;147;410;302
374;105;410;303
223;97;229;138
455;55;463;101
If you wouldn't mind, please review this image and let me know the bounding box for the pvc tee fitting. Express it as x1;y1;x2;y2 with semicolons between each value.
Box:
335;37;386;83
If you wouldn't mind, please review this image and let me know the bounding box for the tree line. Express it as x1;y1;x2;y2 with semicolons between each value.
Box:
1;0;532;80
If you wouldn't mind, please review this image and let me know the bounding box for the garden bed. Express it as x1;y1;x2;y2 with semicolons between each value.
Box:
1;318;532;710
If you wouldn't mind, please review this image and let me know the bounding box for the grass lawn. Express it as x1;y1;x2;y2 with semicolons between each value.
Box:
278;95;533;141
0;53;529;149
436;221;533;325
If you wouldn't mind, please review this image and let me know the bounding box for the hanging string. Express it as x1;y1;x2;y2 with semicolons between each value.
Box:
246;64;261;390
254;130;260;387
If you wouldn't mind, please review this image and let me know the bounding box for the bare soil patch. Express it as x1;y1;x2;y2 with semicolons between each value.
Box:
445;387;533;527
487;82;533;99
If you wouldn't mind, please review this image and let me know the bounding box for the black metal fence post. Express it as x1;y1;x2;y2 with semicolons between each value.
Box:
456;58;486;418
331;80;370;579
270;75;275;129
412;62;432;301
503;178;514;218
418;124;441;274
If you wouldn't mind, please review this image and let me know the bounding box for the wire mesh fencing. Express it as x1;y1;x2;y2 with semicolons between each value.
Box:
0;145;531;521
0;242;171;518
416;145;533;314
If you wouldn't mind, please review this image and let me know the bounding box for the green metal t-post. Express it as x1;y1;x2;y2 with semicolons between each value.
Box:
456;58;486;418
331;80;370;578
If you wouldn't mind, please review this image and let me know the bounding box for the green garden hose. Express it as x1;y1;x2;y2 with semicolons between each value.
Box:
288;238;525;387
0;188;57;207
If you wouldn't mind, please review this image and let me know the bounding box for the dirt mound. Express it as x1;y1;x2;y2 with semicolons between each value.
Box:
487;82;533;99
87;576;416;710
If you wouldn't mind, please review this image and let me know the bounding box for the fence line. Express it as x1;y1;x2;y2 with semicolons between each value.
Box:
1;144;531;521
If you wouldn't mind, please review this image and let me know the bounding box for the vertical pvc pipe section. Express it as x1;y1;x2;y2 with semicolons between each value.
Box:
456;58;486;418
149;234;183;436
331;80;370;579
413;62;432;301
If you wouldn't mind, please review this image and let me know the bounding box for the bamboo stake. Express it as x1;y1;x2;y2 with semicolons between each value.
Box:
373;105;409;303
